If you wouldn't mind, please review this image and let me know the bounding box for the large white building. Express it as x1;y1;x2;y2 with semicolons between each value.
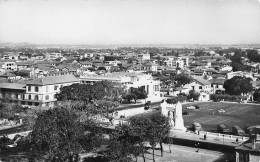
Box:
137;53;150;61
0;61;17;71
23;75;80;107
80;72;160;99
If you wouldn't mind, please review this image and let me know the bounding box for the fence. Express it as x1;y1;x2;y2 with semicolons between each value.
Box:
198;130;249;141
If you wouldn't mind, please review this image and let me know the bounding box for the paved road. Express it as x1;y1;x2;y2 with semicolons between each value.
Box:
170;129;242;147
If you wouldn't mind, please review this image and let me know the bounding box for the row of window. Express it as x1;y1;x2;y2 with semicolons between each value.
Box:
28;85;60;92
27;94;56;100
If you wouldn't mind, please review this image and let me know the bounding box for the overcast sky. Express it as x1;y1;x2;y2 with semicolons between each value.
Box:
0;0;260;45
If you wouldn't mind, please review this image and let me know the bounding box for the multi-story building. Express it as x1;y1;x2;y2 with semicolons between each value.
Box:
0;83;26;104
0;61;17;71
1;53;19;60
45;53;62;60
183;76;212;93
80;72;160;99
23;75;79;107
137;53;150;61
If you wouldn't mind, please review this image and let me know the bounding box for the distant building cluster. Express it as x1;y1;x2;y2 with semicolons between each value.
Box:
0;46;260;108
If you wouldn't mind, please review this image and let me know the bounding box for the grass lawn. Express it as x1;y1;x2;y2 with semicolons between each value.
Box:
182;102;260;131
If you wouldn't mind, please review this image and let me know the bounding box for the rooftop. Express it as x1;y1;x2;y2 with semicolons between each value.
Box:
0;83;26;90
26;74;79;85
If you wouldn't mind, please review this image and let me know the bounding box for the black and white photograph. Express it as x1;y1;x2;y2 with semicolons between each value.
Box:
0;0;260;161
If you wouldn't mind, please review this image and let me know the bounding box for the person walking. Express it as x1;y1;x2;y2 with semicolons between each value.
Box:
204;134;207;140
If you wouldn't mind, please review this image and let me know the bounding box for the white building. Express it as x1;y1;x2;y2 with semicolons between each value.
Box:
0;61;17;71
23;75;80;107
80;72;160;99
45;53;63;60
137;53;150;61
183;76;212;93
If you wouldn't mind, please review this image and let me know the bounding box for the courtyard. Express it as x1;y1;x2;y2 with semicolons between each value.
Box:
182;102;260;131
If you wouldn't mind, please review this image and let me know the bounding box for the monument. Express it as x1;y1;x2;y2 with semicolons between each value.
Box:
174;102;186;131
160;100;186;131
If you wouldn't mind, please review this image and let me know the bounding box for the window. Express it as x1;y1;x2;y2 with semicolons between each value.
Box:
54;85;58;90
35;86;39;92
21;101;25;105
28;102;32;106
28;95;31;100
54;94;57;99
45;95;49;100
28;86;31;91
35;103;39;106
35;95;39;100
199;86;202;89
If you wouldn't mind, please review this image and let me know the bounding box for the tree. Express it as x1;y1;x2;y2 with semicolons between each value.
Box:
174;73;192;86
247;50;260;62
123;87;148;103
147;114;170;158
0;101;23;119
223;76;253;96
187;90;200;101
57;81;125;104
253;90;260;102
129;114;170;161
31;107;85;161
105;125;140;162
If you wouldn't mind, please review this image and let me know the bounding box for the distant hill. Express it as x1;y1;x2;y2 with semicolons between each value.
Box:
0;42;260;49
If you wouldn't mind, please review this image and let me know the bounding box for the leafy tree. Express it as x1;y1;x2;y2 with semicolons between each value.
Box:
223;76;253;96
247;50;260;62
123;87;148;103
31;107;85;161
147;113;170;158
0;101;23;119
129;114;170;161
174;73;192;86
187;90;200;100
253;90;260;102
105;125;140;162
57;81;125;104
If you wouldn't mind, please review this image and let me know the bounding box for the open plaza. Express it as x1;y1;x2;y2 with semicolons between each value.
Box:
182;102;260;132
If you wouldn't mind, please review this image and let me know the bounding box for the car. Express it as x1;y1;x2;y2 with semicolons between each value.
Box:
218;109;225;113
195;105;200;109
182;111;190;115
144;101;151;110
187;106;196;109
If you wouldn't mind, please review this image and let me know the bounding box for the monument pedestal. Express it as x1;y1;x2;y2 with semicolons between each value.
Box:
174;102;187;131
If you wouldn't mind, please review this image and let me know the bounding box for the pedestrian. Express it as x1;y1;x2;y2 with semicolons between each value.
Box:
195;143;200;153
204;134;207;140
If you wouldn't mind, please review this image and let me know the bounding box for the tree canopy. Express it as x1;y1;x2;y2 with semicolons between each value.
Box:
57;81;125;103
223;76;253;96
31;107;85;161
174;73;192;86
123;87;148;103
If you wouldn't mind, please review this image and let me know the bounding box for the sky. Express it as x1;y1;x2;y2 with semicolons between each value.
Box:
0;0;260;45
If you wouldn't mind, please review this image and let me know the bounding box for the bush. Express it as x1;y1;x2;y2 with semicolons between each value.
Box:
210;94;245;102
166;96;187;104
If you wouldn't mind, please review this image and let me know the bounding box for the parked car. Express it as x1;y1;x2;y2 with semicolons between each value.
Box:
217;124;230;134
187;106;196;109
192;122;202;131
182;111;190;115
218;109;225;113
195;105;200;109
144;101;151;110
232;126;245;136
